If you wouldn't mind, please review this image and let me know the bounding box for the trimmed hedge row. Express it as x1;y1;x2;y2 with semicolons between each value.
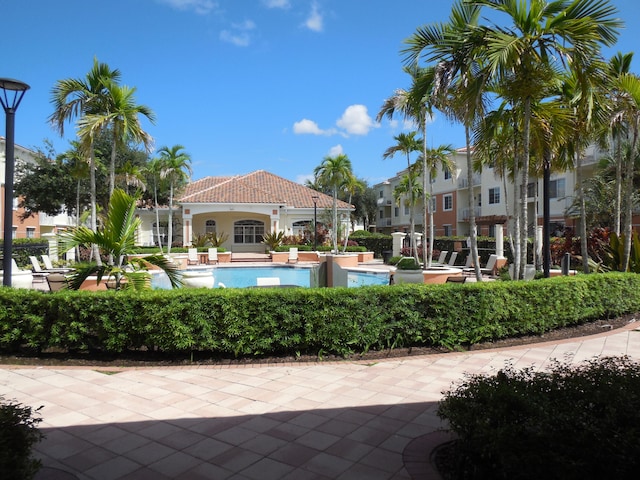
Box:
0;273;638;358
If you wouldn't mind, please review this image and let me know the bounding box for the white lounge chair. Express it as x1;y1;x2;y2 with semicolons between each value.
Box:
187;248;199;265
447;251;459;267
435;250;448;264
288;247;298;264
257;277;280;286
41;255;73;273
480;254;499;275
28;256;49;282
207;247;218;265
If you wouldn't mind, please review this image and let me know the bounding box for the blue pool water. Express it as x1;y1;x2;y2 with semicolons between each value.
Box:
153;266;389;289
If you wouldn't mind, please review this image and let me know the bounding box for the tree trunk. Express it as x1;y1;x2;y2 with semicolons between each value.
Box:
622;123;638;271
466;127;482;281
89;143;102;266
576;150;590;273
519;97;532;280
167;183;174;254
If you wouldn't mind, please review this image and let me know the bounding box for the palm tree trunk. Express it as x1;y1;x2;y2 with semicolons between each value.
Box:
519;97;532;279
167;183;174;254
615;135;622;236
89;143;102;266
465;127;482;280
622;123;638;271
153;181;163;254
423;120;429;267
110;139;116;199
332;189;338;252
428;172;435;268
576;150;590;273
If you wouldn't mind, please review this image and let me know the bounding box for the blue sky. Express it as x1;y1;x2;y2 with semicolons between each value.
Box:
2;0;639;186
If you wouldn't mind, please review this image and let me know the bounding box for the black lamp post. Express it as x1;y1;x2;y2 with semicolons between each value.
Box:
312;195;319;251
0;78;29;287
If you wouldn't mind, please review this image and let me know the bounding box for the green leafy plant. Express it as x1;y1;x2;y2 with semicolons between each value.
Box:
59;188;182;290
395;257;422;270
0;396;44;480
438;356;640;479
604;231;640;273
261;231;285;251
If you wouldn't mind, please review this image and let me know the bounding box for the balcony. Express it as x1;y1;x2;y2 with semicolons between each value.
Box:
376;197;393;206
458;207;482;221
457;174;482;189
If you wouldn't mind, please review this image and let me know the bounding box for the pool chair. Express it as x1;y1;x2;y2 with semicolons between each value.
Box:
29;256;49;282
41;254;74;273
288;247;299;264
464;254;498;276
447;251;459;267
187;248;199;265
257;277;281;287
434;250;448;264
207;247;218;265
46;273;69;292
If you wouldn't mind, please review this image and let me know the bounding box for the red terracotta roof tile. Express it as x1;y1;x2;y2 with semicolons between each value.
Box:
179;170;351;209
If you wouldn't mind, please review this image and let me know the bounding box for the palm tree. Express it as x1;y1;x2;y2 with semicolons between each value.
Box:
49;58;122;265
59;188;182;290
403;0;486;279
470;0;621;277
313;154;354;253
415;145;455;266
341;175;365;252
158;145;192;253
77;82;155;198
393;169;423;261
116;160;147;194
145;158;165;252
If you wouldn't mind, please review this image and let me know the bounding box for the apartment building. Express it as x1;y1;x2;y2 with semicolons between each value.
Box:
374;145;603;238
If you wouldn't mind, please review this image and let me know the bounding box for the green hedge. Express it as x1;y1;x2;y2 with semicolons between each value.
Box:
1;273;638;358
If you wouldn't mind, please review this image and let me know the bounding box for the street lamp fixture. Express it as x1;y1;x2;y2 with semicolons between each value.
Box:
0;78;30;287
312;195;319;251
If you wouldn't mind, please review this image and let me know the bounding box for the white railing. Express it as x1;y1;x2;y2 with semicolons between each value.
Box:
458;207;482;220
457;174;482;189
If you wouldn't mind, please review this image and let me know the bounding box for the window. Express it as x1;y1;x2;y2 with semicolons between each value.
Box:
550;178;566;199
443;225;452;236
489;224;496;237
444;168;452;180
12;227;17;239
26;227;36;239
489;187;500;205
430;197;437;213
379;209;384;219
394;206;399;217
205;219;216;234
292;220;310;237
404;204;410;215
527;182;536;198
234;220;265;244
443;194;453;211
379;190;383;198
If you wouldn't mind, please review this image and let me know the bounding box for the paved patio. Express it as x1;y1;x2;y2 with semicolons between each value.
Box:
2;320;639;479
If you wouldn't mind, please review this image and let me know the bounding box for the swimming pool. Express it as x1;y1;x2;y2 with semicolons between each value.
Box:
153;265;390;289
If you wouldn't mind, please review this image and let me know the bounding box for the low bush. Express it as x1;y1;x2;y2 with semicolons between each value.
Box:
0;396;43;480
1;273;639;359
438;356;640;479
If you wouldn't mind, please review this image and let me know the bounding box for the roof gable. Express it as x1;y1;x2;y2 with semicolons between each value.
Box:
179;170;351;209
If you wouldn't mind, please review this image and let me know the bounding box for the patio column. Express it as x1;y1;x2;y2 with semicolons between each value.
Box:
183;209;192;247
391;232;405;257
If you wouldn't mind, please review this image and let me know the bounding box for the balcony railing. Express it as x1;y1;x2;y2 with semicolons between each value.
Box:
458;207;482;221
457;174;482;189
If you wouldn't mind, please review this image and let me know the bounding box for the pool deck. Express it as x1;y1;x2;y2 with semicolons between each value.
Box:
3;320;639;479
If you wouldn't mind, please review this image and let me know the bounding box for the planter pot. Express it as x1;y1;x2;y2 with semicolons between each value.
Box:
181;271;215;289
392;269;424;284
0;269;34;289
329;253;359;268
270;251;288;263
217;252;232;263
357;251;374;263
423;267;464;284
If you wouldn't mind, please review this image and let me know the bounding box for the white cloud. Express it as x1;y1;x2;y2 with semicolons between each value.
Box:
156;0;217;15
336;105;376;136
262;0;290;8
296;173;314;185
328;145;344;157
304;2;323;32
293;119;334;135
220;20;256;47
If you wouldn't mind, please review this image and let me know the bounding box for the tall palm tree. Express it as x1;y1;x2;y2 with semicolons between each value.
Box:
116;160;147;195
313;154;354;253
341;175;364;252
77;82;155;198
59;188;181;290
470;0;621;277
393;169;423;261
158;145;192;253
415;145;455;266
380;132;423;260
49;58;122;265
403;0;486;279
145;158;165;252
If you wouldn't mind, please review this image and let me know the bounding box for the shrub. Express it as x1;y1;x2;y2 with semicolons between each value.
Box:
438;356;640;479
0;396;44;480
396;257;422;270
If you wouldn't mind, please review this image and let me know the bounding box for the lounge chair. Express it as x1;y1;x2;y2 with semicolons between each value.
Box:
257;277;281;286
41;255;73;273
446;276;467;283
480;254;499;276
29;256;49;282
447;252;459;267
187;248;199;265
435;250;448;264
207;247;218;265
288;247;298;264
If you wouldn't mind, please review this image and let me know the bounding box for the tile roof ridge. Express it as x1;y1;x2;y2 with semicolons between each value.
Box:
180;174;241;201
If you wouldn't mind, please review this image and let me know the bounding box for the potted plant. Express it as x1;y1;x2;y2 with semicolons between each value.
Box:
392;256;424;284
59;189;182;291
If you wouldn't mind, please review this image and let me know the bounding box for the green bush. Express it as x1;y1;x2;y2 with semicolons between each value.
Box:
0;396;43;480
438;356;640;479
1;273;639;359
396;257;422;270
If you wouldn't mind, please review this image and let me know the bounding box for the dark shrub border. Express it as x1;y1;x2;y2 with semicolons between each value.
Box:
1;273;638;358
